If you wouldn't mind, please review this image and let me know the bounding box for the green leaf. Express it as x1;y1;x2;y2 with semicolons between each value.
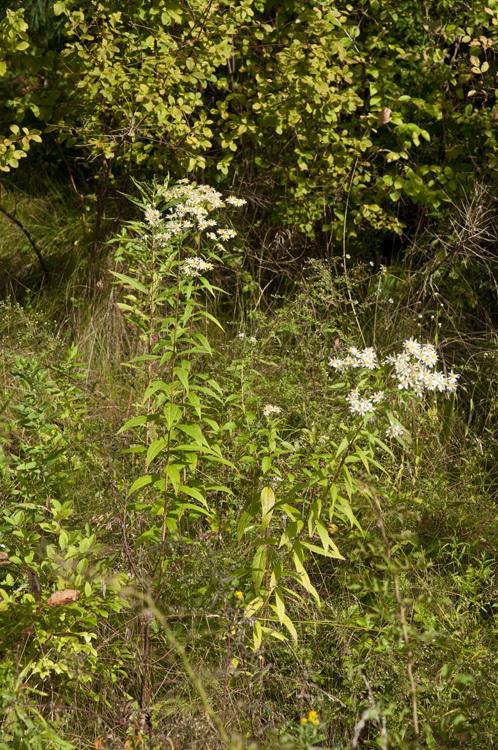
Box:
274;586;285;624
146;437;168;468
244;596;264;620
128;474;159;496
177;423;208;446
162;403;182;431
178;484;208;507
260;486;275;531
135;528;159;547
165;464;181;494
261;456;272;474
253;620;262;650
110;271;148;294
117;414;156;434
252;545;267;591
300;540;344;560
174;366;190;394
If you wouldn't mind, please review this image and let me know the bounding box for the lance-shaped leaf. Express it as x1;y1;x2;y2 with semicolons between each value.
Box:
261;486;275;531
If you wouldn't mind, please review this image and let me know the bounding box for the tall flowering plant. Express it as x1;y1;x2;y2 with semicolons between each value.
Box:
111;179;246;546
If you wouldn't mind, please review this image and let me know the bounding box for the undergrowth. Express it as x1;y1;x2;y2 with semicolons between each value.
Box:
0;178;497;750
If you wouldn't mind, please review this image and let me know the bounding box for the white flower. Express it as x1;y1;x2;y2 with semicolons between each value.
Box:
346;389;375;416
372;391;385;403
445;370;459;393
238;333;246;339
263;404;281;417
182;256;214;277
345;253;351;259
145;205;162;227
329;357;345;371
217;228;237;240
389;298;394;304
386;423;404;438
249;336;257;343
225;196;247;207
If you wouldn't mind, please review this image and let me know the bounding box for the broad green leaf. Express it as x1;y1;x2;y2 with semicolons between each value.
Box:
261;486;275;531
177;423;208;446
261;456;272;474
162;403;182;431
178;484;208;507
165;464;181;494
146;437;168;468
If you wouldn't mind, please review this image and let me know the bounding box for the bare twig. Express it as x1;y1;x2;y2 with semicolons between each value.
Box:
0;203;49;278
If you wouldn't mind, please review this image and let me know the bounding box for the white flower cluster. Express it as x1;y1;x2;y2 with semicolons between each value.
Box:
346;387;384;416
386;338;458;395
263;404;281;417
182;256;214;277
146;180;245;249
329;346;377;371
145;205;162;227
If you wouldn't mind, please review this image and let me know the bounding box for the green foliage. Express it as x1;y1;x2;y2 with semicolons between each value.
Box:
0;9;42;171
0;1;497;747
3;0;498;240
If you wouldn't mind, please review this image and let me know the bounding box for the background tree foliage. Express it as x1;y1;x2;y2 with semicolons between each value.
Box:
3;0;498;242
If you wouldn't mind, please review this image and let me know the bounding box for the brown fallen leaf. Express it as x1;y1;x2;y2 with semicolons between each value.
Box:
0;551;9;563
377;107;392;125
46;588;80;606
94;738;105;750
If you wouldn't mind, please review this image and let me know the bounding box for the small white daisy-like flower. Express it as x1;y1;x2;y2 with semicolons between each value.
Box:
263;404;281;417
404;337;421;356
345;254;351;259
177;178;190;184
215;243;226;253
329;357;345;371
389;298;394;304
217;228;237;240
370;261;374;267
225;196;247;207
445;370;459;393
249;336;257;343
207;232;217;240
372;390;385;403
386;423;404;438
